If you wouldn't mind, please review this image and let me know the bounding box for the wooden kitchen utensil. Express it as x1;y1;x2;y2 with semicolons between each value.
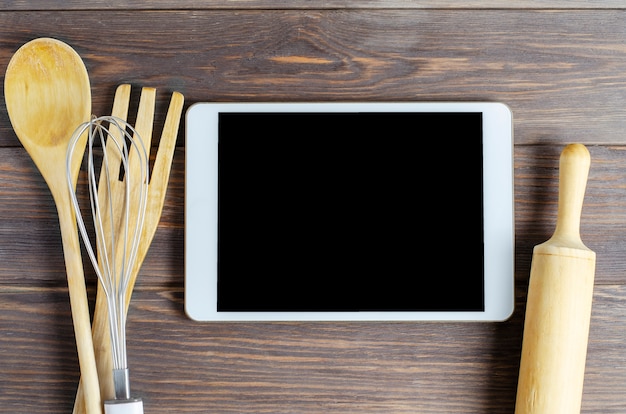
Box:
4;37;102;413
72;85;184;413
515;143;596;413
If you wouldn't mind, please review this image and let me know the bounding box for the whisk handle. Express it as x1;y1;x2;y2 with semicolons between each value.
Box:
104;399;144;414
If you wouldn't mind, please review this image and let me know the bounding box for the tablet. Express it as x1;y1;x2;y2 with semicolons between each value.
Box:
185;102;514;322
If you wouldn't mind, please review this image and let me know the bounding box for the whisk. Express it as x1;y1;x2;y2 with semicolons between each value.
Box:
67;115;148;414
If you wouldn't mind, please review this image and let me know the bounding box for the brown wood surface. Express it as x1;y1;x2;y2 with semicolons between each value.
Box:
2;1;626;9
1;3;626;413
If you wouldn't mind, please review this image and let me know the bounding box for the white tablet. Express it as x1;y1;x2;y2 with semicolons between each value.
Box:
185;102;514;322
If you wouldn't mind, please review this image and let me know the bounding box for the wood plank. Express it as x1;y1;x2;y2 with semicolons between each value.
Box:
0;284;624;413
0;5;623;414
1;145;625;286
0;146;184;286
1;0;626;10
2;10;626;145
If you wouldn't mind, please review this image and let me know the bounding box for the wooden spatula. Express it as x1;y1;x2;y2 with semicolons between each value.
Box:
73;84;184;413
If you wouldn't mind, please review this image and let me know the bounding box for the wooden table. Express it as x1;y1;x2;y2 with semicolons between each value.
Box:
1;2;625;413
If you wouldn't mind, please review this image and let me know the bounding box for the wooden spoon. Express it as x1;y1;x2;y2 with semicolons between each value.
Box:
4;37;102;414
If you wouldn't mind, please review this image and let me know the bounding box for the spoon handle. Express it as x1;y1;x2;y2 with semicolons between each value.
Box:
56;193;103;414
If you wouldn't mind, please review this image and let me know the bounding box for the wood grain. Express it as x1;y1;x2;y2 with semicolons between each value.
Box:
1;10;626;146
1;4;626;414
1;285;625;413
0;1;625;10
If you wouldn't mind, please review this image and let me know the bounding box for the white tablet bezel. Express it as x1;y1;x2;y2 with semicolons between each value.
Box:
185;102;514;322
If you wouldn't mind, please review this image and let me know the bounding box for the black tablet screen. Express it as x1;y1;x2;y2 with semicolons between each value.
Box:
217;112;484;312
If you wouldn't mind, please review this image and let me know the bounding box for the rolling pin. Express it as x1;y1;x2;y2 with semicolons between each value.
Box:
515;143;596;413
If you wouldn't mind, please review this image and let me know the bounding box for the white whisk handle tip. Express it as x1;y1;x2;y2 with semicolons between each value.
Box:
104;398;144;414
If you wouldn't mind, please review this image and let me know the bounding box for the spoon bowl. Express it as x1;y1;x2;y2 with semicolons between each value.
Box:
5;38;91;177
4;37;101;413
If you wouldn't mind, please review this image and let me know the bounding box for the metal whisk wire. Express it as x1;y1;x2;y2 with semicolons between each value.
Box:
67;115;149;402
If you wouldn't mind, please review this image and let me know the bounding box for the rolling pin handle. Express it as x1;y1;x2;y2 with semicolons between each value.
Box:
552;143;591;243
